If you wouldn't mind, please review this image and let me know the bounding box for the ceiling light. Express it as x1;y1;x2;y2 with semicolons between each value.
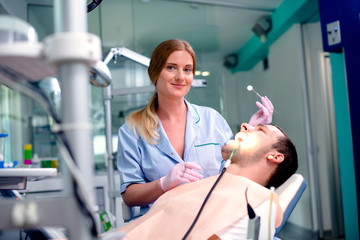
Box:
201;71;210;76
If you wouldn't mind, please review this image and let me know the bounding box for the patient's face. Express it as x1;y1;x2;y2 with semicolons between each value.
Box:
222;124;284;163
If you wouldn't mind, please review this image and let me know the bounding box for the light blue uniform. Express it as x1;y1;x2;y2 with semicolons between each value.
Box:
117;99;233;196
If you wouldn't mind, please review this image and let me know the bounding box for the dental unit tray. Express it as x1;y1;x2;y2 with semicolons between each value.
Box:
0;168;57;190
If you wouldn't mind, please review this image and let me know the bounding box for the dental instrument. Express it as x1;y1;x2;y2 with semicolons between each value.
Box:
247;85;262;99
247;85;278;113
246;187;260;240
268;187;275;240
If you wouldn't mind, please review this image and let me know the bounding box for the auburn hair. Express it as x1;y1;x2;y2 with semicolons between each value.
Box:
126;39;196;144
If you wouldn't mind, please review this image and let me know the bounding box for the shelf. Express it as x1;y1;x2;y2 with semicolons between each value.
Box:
0;168;57;190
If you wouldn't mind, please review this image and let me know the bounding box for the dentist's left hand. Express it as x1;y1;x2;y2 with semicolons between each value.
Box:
248;96;274;126
160;162;203;192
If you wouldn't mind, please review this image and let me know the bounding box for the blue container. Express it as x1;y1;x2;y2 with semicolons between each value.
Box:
0;133;8;168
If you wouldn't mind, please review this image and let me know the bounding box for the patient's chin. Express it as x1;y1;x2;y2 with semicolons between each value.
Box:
221;145;234;160
226;140;239;148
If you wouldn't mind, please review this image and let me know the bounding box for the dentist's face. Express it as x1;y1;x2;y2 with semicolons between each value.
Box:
156;50;194;99
222;123;284;164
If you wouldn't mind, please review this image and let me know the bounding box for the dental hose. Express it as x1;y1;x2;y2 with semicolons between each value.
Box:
182;146;238;240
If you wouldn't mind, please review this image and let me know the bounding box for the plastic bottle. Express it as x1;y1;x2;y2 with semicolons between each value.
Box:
23;159;32;168
32;153;40;168
23;144;32;168
0;133;8;168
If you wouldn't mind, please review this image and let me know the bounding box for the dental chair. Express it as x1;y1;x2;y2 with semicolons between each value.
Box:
274;173;307;237
121;173;307;237
122;201;142;223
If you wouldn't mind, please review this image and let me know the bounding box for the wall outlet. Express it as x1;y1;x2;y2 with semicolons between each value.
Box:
327;21;341;46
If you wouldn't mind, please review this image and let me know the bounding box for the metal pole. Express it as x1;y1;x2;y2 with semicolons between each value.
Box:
54;0;96;239
103;85;117;223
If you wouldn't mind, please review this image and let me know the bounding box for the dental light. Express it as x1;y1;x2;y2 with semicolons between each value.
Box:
0;15;110;87
0;15;56;82
89;60;112;87
90;47;149;87
103;47;151;66
88;47;150;88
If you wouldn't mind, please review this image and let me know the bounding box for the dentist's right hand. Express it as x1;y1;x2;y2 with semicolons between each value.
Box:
160;162;203;192
248;96;274;126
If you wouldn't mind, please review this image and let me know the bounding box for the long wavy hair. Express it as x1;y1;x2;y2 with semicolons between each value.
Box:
126;39;196;144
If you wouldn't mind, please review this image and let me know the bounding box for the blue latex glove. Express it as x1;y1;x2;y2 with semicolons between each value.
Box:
248;96;274;126
160;162;203;192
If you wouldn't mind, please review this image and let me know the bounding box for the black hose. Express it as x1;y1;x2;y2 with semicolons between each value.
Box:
182;166;228;240
87;0;103;13
182;147;238;239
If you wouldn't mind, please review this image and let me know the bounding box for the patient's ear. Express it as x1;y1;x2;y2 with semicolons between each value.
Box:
267;152;284;164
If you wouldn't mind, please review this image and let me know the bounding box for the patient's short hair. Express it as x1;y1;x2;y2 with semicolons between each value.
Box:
266;127;298;188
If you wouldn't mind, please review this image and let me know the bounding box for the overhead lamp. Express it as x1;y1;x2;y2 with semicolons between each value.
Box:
88;47;151;88
89;60;111;87
201;71;210;77
0;15;111;87
0;15;56;82
102;47;150;67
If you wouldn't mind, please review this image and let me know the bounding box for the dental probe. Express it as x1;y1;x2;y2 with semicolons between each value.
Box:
247;85;262;99
247;85;278;113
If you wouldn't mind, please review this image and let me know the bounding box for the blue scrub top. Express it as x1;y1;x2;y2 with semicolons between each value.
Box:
117;100;233;194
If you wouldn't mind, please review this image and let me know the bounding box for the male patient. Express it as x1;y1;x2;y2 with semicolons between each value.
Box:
117;123;298;240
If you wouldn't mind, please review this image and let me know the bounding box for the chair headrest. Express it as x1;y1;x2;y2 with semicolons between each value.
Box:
275;173;307;235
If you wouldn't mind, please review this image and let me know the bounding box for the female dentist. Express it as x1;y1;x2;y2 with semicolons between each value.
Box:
117;39;274;213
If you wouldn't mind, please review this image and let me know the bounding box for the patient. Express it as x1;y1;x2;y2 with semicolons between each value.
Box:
117;123;298;240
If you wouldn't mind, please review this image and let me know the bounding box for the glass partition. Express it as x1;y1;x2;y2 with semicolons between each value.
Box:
0;83;60;169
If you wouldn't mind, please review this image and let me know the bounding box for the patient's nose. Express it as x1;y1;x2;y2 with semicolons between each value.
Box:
241;123;252;132
241;123;255;132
